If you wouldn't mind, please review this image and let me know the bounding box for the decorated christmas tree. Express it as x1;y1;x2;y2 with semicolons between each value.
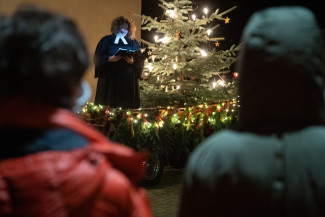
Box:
140;0;240;107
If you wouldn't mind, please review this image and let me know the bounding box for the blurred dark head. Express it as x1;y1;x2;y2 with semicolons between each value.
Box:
236;6;325;134
0;5;89;108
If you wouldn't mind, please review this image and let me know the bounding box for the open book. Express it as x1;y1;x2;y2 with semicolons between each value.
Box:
115;48;138;58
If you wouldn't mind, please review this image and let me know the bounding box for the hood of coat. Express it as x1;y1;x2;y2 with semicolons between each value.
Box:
0;98;147;186
236;6;325;134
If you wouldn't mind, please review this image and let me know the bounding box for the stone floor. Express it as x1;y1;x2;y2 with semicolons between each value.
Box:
145;166;184;217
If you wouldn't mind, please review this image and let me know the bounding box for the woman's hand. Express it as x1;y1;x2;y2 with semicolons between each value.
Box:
123;56;134;64
108;55;121;62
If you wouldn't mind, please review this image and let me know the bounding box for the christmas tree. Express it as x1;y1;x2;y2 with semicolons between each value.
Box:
78;1;240;183
140;0;240;107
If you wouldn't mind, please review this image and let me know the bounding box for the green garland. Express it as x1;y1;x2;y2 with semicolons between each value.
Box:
79;100;239;167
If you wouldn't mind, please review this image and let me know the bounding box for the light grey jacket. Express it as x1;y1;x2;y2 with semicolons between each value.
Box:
179;6;325;217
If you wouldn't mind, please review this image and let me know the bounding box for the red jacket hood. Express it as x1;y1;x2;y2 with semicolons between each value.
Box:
0;98;147;185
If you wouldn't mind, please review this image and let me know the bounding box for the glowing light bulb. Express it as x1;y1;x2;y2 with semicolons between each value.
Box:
217;80;225;86
204;8;208;15
200;49;207;57
166;10;175;18
162;37;169;44
192;14;196;21
170;11;175;19
207;29;211;36
173;63;177;70
147;64;153;72
213;81;217;88
154;35;158;42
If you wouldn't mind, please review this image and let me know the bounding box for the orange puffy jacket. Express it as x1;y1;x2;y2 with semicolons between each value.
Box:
0;99;153;217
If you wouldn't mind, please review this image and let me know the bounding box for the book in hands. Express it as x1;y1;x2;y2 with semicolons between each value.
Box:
115;48;137;58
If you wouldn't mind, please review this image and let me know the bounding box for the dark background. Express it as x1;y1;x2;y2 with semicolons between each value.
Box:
141;0;324;49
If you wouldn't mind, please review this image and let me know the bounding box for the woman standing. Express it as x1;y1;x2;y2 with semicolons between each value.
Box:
94;16;144;108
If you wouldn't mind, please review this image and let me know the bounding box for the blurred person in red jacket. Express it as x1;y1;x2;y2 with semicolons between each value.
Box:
0;5;152;217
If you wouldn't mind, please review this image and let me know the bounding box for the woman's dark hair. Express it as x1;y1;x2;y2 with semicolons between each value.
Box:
110;16;136;39
0;5;89;108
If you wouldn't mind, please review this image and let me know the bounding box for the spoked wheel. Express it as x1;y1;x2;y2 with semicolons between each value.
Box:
141;153;164;187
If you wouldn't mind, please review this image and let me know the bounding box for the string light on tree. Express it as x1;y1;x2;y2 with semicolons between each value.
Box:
212;81;217;88
146;63;153;72
161;36;169;44
200;49;207;57
204;8;208;15
216;79;226;86
166;10;175;18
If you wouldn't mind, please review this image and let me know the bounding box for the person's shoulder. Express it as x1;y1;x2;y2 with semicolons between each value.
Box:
100;167;136;200
186;130;270;173
106;34;115;39
195;130;251;152
198;129;285;150
186;130;239;164
96;167;151;217
295;125;325;136
98;34;114;42
286;126;325;148
129;37;138;42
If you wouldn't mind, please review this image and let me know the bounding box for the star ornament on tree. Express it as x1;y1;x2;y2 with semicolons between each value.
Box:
215;41;220;47
147;50;152;56
225;17;230;24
